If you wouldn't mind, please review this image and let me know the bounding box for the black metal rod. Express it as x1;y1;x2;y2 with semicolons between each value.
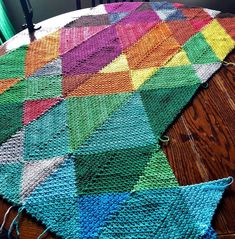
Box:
76;0;81;9
92;0;96;7
19;0;35;32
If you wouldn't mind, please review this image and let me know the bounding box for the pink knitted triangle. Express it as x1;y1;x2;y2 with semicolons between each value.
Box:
190;18;212;31
60;26;108;55
116;22;157;49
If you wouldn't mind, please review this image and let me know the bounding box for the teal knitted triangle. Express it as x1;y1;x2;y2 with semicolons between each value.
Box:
98;177;233;239
24;101;69;160
0;162;23;204
24;158;80;238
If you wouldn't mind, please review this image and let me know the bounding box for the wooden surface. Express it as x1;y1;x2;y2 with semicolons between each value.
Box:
0;7;235;239
164;50;235;237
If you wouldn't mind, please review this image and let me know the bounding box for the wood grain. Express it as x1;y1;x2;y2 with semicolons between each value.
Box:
0;9;235;239
164;51;235;236
0;199;56;239
219;235;235;239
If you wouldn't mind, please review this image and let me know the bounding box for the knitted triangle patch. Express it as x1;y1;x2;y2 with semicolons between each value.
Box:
0;2;234;239
23;97;62;125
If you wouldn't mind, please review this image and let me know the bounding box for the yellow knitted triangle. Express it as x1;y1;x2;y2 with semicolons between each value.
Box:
131;67;158;90
100;54;129;73
201;20;235;60
165;50;190;67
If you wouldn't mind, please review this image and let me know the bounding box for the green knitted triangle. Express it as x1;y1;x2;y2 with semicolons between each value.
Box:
66;93;132;151
0;46;27;79
0;80;27;104
140;85;199;138
139;65;200;91
0;102;23;144
26;75;62;100
74;93;156;155
183;32;220;64
134;149;179;191
74;145;157;195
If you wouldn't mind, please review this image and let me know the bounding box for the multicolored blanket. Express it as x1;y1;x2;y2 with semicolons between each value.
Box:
0;1;234;238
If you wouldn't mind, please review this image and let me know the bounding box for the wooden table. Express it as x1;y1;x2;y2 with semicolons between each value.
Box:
0;7;234;239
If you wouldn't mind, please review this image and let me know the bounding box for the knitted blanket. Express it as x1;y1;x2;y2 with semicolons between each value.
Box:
0;1;234;238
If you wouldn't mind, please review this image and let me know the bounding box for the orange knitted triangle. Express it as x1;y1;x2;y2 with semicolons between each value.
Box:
0;78;20;94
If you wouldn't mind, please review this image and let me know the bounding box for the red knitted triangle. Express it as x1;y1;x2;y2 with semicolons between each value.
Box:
23;98;62;125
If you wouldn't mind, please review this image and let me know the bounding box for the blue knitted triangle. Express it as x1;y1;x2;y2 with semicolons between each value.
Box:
79;192;130;238
98;177;232;239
